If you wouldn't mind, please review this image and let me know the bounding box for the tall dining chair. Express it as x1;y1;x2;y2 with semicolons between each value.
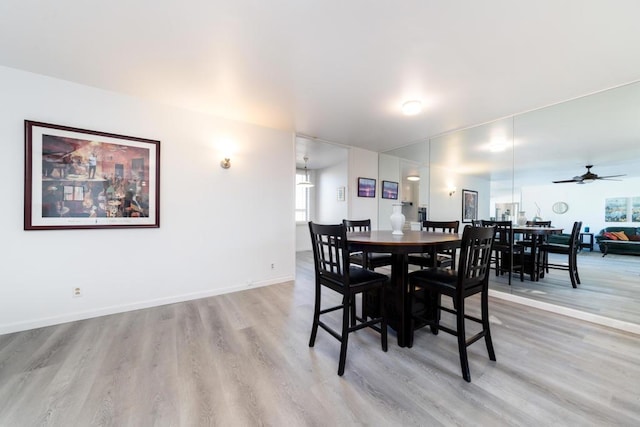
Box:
308;222;388;376
538;221;582;288
408;220;460;269
482;220;524;286
343;219;393;270
408;225;497;382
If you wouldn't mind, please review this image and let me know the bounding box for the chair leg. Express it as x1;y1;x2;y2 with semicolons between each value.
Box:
380;287;388;352
456;296;471;382
337;294;351;376
350;297;357;327
430;292;442;335
481;289;496;362
568;251;579;288
309;284;321;347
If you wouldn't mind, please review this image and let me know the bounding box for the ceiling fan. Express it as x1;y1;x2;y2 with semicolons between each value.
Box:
552;165;625;184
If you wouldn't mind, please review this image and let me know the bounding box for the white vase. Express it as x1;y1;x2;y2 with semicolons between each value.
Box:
517;211;527;226
390;204;406;235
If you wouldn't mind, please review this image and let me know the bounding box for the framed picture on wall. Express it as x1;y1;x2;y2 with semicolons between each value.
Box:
462;189;478;223
604;197;628;222
357;177;376;198
381;180;399;199
24;120;161;230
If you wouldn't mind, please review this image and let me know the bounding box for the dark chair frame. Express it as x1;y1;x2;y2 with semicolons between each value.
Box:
408;220;460;269
408;225;497;382
539;221;582;288
482;220;524;286
308;222;388;376
343;219;393;270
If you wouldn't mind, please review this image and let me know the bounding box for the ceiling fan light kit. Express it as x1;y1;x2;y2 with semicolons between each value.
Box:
552;165;626;184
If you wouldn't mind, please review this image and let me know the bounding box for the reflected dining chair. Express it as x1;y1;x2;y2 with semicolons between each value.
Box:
408;220;460;269
539;221;582;288
482;220;524;286
308;222;388;376
408;225;497;382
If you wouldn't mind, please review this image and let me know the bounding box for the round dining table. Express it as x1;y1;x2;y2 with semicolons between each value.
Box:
348;230;461;347
512;226;563;281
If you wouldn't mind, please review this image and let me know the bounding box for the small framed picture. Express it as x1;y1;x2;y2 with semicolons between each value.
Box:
462;189;478;223
357;177;376;198
381;180;399;199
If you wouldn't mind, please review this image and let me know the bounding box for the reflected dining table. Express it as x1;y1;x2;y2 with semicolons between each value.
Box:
347;230;461;347
512;226;564;281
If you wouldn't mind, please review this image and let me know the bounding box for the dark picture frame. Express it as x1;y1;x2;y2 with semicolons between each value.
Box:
381;180;399;199
462;189;478;223
25;120;161;230
357;177;376;198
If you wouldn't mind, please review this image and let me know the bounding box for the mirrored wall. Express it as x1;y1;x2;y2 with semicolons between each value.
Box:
381;81;640;326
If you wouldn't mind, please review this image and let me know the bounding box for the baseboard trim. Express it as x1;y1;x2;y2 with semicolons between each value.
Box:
0;275;293;335
489;289;640;336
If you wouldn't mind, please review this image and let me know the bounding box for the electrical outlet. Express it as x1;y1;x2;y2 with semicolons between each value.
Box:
72;287;82;297
271;263;275;270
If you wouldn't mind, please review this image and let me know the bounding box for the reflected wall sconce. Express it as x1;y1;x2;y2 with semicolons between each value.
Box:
220;158;231;169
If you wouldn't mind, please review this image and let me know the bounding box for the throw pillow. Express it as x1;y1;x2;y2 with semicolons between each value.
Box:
611;231;629;241
629;234;640;241
603;232;618;240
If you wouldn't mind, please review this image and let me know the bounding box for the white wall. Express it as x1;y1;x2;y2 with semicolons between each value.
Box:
348;147;380;227
429;165;491;222
317;161;348;223
521;178;640;234
378;154;401;230
0;66;295;334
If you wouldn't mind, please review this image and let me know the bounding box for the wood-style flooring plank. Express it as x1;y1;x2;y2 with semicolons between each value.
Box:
0;251;638;425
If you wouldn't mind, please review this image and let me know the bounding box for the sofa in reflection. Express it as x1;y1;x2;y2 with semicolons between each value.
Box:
594;227;640;256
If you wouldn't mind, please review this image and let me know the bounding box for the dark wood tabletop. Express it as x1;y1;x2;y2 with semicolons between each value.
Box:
348;230;461;253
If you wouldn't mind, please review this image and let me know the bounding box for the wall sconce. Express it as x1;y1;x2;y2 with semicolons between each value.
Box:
448;187;456;197
220;158;231;169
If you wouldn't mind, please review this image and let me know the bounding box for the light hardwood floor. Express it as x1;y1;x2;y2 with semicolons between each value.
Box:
0;252;638;426
489;250;640;325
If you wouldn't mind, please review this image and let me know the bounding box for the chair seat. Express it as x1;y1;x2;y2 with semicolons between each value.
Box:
349;252;392;269
348;266;389;286
407;253;453;268
540;243;570;254
409;268;458;295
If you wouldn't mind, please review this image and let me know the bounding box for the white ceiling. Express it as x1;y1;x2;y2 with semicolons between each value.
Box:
2;1;640;156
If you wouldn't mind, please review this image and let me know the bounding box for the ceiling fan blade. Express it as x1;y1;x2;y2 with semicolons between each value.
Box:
552;179;580;183
596;174;626;179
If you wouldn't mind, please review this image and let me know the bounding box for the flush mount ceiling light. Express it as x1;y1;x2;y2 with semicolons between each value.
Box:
402;100;422;116
298;156;314;188
407;175;420;181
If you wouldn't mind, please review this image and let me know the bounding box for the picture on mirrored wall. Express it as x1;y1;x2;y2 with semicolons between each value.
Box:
357;177;376;198
604;197;628;222
381;180;399;199
24;120;161;230
462;189;478;223
632;197;640;222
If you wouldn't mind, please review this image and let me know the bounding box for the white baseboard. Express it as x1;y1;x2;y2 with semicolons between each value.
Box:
489;289;640;336
0;275;294;335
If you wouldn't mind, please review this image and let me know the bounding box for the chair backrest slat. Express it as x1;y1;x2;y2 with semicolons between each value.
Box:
343;219;371;232
457;225;496;291
309;222;350;284
421;220;460;234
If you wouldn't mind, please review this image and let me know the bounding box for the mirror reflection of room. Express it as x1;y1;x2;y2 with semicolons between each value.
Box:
381;81;640;327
